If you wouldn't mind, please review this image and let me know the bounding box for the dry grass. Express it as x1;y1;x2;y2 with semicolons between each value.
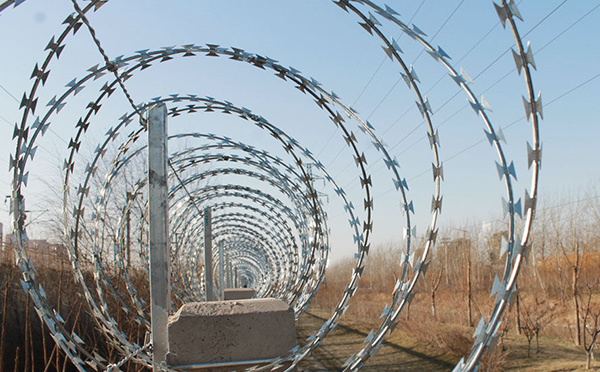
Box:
0;257;150;372
309;298;594;371
310;258;597;372
3;229;599;371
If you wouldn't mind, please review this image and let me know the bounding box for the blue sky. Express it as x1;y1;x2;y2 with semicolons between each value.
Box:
0;0;598;262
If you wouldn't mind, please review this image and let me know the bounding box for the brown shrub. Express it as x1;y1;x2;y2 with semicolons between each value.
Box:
401;317;472;356
479;346;510;372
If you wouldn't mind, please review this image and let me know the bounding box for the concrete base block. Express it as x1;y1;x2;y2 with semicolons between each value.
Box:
223;288;256;300
167;360;295;372
167;298;297;371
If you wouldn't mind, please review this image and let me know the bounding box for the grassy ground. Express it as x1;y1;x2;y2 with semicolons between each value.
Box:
297;308;595;371
500;334;591;371
296;311;456;371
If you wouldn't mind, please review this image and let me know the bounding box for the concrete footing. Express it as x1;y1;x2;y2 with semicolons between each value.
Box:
167;298;297;371
223;288;256;300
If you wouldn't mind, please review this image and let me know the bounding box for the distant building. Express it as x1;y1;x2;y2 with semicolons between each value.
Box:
6;239;68;268
29;239;51;251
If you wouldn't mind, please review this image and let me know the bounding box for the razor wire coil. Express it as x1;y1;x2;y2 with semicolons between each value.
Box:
4;0;541;371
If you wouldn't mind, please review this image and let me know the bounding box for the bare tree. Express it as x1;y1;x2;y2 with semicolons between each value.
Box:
457;231;473;327
519;297;556;357
561;241;582;346
578;280;600;369
429;266;443;321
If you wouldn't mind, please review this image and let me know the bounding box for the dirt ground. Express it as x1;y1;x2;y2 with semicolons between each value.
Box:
295;312;596;371
296;312;458;371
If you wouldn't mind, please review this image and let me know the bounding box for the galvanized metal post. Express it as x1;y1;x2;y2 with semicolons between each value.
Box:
226;252;232;289
148;104;170;369
204;207;215;301
126;205;131;269
218;240;224;300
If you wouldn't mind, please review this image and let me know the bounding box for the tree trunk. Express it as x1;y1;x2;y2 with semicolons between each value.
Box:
431;269;442;321
13;347;20;372
574;295;581;346
0;281;9;368
571;250;581;346
515;293;522;335
467;258;473;327
586;352;591;369
431;290;437;320
23;296;30;372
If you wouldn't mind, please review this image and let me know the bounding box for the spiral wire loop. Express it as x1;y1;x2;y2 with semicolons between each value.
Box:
4;0;541;371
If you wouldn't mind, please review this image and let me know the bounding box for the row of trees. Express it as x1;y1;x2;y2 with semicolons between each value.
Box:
316;190;600;369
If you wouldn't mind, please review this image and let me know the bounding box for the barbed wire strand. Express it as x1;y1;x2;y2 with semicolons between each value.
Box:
335;0;586;185
70;0;147;127
327;0;487;170
315;0;428;159
323;63;600;217
402;70;600;186
104;341;152;372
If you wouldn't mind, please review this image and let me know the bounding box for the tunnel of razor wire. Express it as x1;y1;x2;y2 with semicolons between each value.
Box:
5;0;542;371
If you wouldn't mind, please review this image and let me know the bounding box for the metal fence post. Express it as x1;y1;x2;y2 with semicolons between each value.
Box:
148;104;170;368
226;252;232;289
204;207;215;301
218;240;224;300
